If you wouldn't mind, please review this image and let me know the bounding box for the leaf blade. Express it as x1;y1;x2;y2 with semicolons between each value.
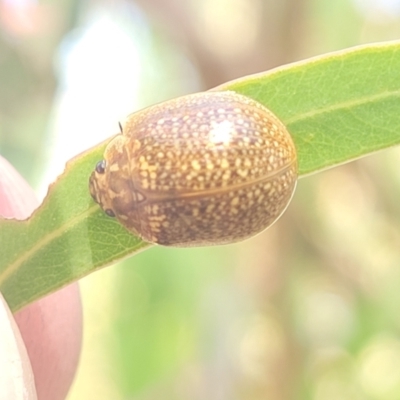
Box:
0;141;151;311
2;41;400;311
219;41;400;174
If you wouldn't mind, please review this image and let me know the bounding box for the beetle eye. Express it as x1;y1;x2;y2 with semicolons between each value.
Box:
105;209;116;217
95;160;106;174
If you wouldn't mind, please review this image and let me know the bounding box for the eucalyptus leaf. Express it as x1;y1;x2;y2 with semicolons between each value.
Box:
0;141;151;311
217;41;400;175
1;41;400;311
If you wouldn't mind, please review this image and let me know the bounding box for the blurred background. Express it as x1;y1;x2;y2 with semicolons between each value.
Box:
2;0;400;399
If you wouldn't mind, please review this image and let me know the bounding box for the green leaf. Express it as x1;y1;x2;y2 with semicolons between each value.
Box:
218;41;400;175
2;41;400;311
0;141;151;311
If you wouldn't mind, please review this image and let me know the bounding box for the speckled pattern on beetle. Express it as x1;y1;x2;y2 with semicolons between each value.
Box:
89;91;298;247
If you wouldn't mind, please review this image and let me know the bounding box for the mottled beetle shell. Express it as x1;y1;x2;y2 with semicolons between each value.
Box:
89;91;297;247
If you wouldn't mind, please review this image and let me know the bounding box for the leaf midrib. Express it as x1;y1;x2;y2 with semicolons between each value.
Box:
285;88;400;125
